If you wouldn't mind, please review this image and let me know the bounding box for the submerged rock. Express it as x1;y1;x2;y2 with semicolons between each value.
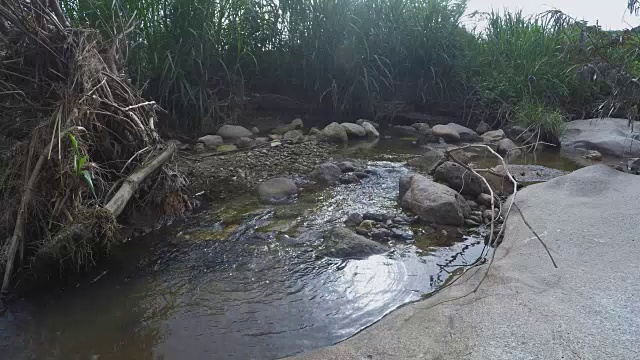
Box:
320;227;388;259
337;161;356;173
217;124;253;139
257;177;297;203
432;124;460;142
406;149;446;174
584;150;603;161
434;161;487;196
399;174;470;226
562;118;640;157
481;129;506;142
341;123;367;138
322;122;349;143
311;162;342;185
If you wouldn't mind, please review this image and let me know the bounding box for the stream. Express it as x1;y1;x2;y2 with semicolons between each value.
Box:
0;139;581;360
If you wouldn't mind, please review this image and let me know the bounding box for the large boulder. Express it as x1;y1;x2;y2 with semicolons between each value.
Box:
311;162;342;185
321;122;349;143
434;161;488;196
406;149;447;174
432;124;460;142
319;227;389;259
217;124;253;139
356;119;379;128
562;118;640;157
447;123;480;141
481;129;506;142
257;178;297;203
283;129;304;143
399;174;470;226
476;121;491;134
196;135;223;149
341;123;367;138
362;121;379;138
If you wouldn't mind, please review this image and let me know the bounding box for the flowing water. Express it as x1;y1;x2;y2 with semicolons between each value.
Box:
0;139;580;360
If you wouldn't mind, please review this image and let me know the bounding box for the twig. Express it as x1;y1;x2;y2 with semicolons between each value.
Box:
513;203;558;268
123;101;155;111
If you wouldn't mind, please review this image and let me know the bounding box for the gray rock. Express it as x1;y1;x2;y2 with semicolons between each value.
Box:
504;125;534;142
237;136;254;148
256;177;297;203
309;127;322;136
491;164;569;183
273;118;304;135
194;142;205;152
629;158;640;174
497;138;521;157
464;219;480;227
476;121;491;134
321;122;349;143
483;208;499;221
391;125;419;137
255;137;270;144
283;129;304;143
362;121;380;138
584;150;603;161
337;161;356;173
406;149;446;174
416;133;440;145
320;227;388;259
269;134;281;140
481;129;506;142
476;193;493;207
411;123;430;132
447;148;471;164
446;123;480;141
311;162;342;184
371;228;394;240
217;144;238;153
354;172;369;179
434;161;487;196
399;174;470;226
292;118;304;129
217;124;253;139
432;124;460;142
251;126;260;134
340;174;360;184
466;200;479;210
197;134;223;149
345;213;364;226
363;213;390;222
341;123;367;138
562;118;640;157
356;119;379;128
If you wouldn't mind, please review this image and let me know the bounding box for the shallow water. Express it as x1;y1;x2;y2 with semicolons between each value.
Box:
1;139;579;360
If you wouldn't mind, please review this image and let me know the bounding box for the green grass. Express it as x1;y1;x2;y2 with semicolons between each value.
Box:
513;100;567;139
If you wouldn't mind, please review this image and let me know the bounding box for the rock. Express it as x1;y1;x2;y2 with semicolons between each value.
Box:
466;200;480;210
255;137;270;144
194;142;205;152
309;127;321;136
362;121;380;138
237;137;254;149
432;124;460;142
446;123;480;141
371;228;394;240
292;118;304;129
562;118;640;157
354;172;369;179
497;138;521;157
491;164;569;183
217;144;238;153
345;213;364;226
339;174;360;184
391;228;413;240
476;121;491;134
197;134;223;149
481;129;506;142
477;193;493;207
629;158;640;174
483;208;500;221
504;125;534;142
359;220;377;231
363;213;390;222
321;122;349;143
399;174;470;226
391;125;419;137
465;219;480;227
584;150;603;161
269;134;281;140
416;133;440;145
337;161;356;173
434;161;487;196
320;227;388;259
356;119;379;128
411;123;430;131
311;162;342;184
283;129;304;143
406;149;446;174
341;123;367;138
256;177;297;203
447;148;471;164
217;124;253;139
251;126;260;134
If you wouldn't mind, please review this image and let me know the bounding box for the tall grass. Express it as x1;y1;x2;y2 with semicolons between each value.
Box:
63;0;470;131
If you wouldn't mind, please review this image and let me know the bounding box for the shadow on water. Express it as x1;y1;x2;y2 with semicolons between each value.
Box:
1;138;581;360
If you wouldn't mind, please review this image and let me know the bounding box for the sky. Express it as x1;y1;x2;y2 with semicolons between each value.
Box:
464;0;640;30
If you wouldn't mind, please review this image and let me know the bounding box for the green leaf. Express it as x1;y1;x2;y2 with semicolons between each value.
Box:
82;170;96;197
68;133;78;151
78;155;88;171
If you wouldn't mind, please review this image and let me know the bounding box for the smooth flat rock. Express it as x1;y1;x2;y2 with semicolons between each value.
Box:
562;118;640;157
216;124;253;139
446;122;480;141
292;165;640;360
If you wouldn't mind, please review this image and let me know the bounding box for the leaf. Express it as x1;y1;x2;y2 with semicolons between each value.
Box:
68;133;78;151
78;155;88;171
82;170;96;198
